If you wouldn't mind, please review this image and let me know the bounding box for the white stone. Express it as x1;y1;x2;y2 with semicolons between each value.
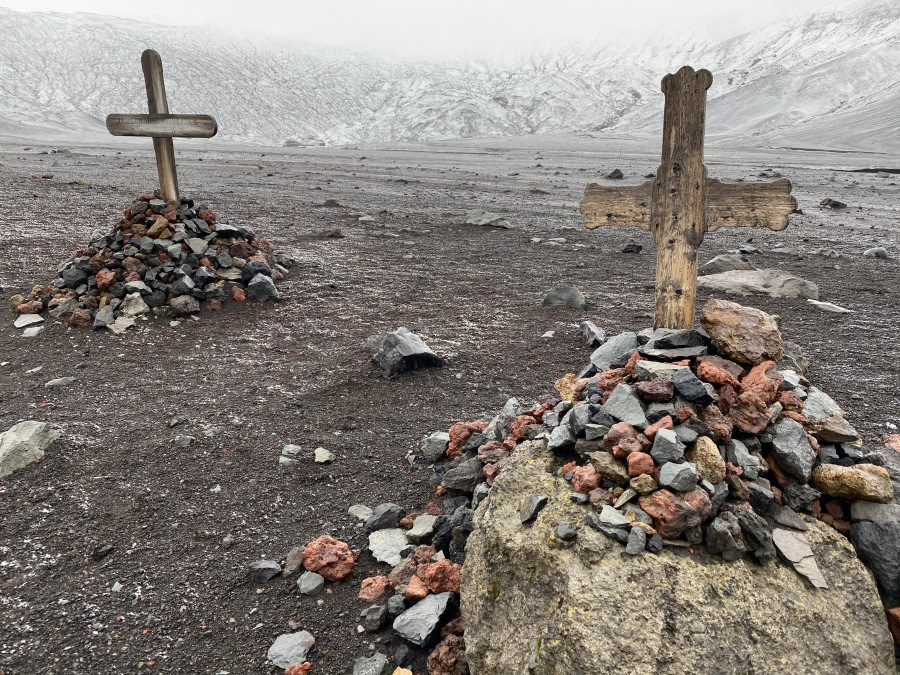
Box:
14;314;43;329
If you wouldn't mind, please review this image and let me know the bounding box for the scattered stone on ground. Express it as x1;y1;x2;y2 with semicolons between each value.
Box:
542;286;586;309
463;210;516;229
371;327;444;378
864;246;890;259
699;253;757;276
0;420;61;479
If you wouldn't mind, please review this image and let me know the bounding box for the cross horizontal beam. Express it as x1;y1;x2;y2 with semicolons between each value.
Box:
581;178;797;232
106;113;218;139
581;177;796;233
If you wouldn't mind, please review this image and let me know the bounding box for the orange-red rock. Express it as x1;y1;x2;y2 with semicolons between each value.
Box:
675;407;696;422
358;575;390;602
68;308;91;327
421;559;461;594
300;535;355;581
886;607;900;644
388;557;418;595
231;286;246;302
405;575;429;601
477;441;508;465
643;415;673;440
284;663;311;675
627;451;655;477
634;378;675;403
603;422;649;458
506;415;537;444
571;464;599;493
729;390;771;435
886;435;900;454
699;405;733;442
740;361;783;405
779;390;805;412
638;488;711;539
696;361;741;389
447;420;489;458
441;616;465;638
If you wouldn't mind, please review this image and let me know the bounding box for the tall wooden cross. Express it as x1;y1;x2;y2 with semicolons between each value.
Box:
580;66;797;329
106;49;218;206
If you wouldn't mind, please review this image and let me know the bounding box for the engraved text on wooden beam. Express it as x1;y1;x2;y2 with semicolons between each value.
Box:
579;66;796;330
106;49;218;205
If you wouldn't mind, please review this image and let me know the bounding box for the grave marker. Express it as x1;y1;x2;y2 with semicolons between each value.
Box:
580;66;796;329
106;49;218;205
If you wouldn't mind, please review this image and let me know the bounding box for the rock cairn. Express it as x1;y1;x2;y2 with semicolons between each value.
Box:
9;192;290;333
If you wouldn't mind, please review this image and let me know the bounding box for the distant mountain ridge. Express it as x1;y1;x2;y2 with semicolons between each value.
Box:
0;3;897;152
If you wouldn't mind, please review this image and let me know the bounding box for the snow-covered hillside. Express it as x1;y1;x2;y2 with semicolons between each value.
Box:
0;2;897;151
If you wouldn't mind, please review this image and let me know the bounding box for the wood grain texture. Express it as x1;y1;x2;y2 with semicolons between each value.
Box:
106;114;218;139
706;178;797;232
142;49;179;205
581;183;652;230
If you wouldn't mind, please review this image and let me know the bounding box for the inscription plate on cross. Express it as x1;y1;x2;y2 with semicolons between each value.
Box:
106;49;218;206
580;66;797;330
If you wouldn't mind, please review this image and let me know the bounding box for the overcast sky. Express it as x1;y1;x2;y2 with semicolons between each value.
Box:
1;0;863;59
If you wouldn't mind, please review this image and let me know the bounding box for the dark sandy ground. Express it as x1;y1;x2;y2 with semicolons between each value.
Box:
0;135;897;674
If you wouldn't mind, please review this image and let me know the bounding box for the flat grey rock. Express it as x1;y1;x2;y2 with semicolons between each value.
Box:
697;268;819;300
543;286;586;309
802;387;844;421
773;528;828;589
14;313;44;328
421;431;450;463
248;559;282;583
406;514;439;543
464;209;517;229
297;571;325;595
520;495;549;524
658;461;698;492
353;652;390;675
368;528;408;566
267;631;315;668
441;457;484;492
635;361;689;381
650;428;685;464
700;254;757;276
578;321;606;347
601;384;648;429
392;592;453;645
771;418;816;482
590;332;638;371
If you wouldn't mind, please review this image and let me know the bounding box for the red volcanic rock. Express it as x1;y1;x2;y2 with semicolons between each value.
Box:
231;286;247;302
18;300;43;314
477;441;508;465
506;415;538;446
571;464;599;494
696;361;741;389
603;422;649;458
779;390;805;413
634;377;675;403
284;663;311;675
229;241;255;259
886;607;900;644
358;575;390;602
68;308;92;327
627;451;655;477
421;559;461;594
639;488;711;539
405;575;429;602
197;208;217;225
300;535;355;581
447;420;489;459
427;634;469;675
643;415;673;440
699;405;733;443
696;354;745;380
388;557;418;595
95;268;115;291
675;407;696;423
740;361;783;405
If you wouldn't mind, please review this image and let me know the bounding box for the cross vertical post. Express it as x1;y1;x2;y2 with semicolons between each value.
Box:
651;67;713;329
142;50;179;205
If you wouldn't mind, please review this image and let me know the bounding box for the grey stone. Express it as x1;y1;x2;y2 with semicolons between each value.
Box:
268;631;315;668
0;421;61;479
170;274;195;296
14;314;44;328
348;504;374;522
125;280;151;295
246;273;281;302
420;431;450;463
48;299;78;319
406;514;439;544
464;209;516;229
700;253;757;276
353;652;390;675
297;571;325;595
673;425;699;446
863;247;890;259
92;304;116;329
590;332;638;371
556;521;578;541
44;376;75;389
520;495;549;524
697;269;819;300
851;518;900;606
373;327;443;378
601;384;648;429
658;462;698;492
106;315;135;334
169;295;200;316
283;546;304;576
584;512;630;544
598;505;631;528
747;482;775;516
725;439;759;480
387;594;407;617
771;418;816;482
673;368;715;406
120;292;149;316
783;483;821;513
773;528;828;589
635;361;689;382
803;387;844;421
578;321;605;347
737;510;777;564
461;440;895;673
850;501;900;524
365;503;404;532
584;424;609;441
623;503;653;526
496;397;524;436
61;267;88;288
472;482;490;509
543;286;586;309
368;528;408;566
441;457;483;492
641;346;708;361
248;559;282;583
566;402;594;437
392;592;453;645
625;527;646;555
22;326;43;337
706;512;746;561
650;428;685;464
547;424;576;453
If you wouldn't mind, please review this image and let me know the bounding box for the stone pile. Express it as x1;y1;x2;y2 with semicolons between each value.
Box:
9;191;291;333
409;297;898;667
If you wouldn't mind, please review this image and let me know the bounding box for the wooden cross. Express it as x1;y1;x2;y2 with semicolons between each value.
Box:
580;66;797;329
106;49;217;206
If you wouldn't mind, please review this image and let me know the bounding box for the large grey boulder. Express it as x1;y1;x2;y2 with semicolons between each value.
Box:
697;268;819;300
372;327;444;378
461;440;895;674
0;421;61;479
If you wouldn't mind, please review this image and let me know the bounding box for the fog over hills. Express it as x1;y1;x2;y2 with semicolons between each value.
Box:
0;2;897;152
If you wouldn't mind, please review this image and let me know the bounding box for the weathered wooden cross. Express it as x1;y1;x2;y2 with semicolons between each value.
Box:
580;66;796;329
106;49;218;206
